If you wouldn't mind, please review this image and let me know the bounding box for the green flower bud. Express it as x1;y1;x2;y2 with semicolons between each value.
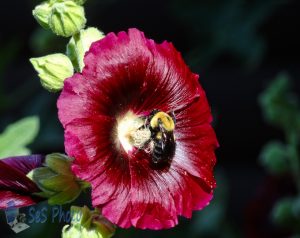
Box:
49;0;87;5
32;2;52;29
67;27;104;72
71;0;87;5
32;1;86;37
28;153;89;205
30;53;73;92
62;206;116;238
49;1;86;37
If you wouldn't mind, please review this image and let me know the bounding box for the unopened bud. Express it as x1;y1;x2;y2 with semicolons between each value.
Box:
49;0;87;5
62;206;116;238
30;53;73;92
67;27;104;72
32;2;52;29
72;0;87;5
28;153;89;205
49;1;86;37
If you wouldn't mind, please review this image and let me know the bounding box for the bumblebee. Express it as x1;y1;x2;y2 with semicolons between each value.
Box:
147;110;176;165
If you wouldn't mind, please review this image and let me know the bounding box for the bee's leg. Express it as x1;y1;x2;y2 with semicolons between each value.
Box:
169;111;176;124
137;138;151;151
137;116;147;130
157;119;168;136
149;109;160;121
157;118;164;130
144;116;150;129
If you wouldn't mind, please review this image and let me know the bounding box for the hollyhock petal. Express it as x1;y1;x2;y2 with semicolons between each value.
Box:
66;29;200;118
57;73;112;127
58;28;218;229
175;88;214;127
1;155;44;175
0;155;44;192
0;155;44;209
173;122;217;184
0;191;36;209
128;162;178;229
65;116;115;165
95;179;132;228
156;168;213;217
78;150;214;229
128;160;213;229
64;131;89;165
172;94;218;186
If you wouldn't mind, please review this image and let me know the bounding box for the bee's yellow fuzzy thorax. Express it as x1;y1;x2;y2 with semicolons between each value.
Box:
150;112;175;131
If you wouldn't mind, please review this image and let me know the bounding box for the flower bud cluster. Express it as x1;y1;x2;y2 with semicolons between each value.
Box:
31;0;104;91
27;153;89;205
33;0;87;37
62;206;116;238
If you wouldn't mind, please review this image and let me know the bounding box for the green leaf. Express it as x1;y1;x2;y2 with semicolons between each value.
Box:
259;73;300;132
292;197;300;219
0;116;40;158
259;141;289;175
272;198;297;227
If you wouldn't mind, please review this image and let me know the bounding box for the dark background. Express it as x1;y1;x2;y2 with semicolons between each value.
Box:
0;0;300;237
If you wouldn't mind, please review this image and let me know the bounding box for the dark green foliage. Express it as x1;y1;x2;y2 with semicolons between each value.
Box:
171;0;283;69
259;73;300;133
259;73;300;235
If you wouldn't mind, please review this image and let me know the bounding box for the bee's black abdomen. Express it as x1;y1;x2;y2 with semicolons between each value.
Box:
152;140;164;164
151;134;175;165
147;110;176;166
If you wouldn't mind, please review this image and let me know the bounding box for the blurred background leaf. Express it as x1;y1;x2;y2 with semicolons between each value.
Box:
259;141;289;175
259;73;300;133
258;73;300;236
272;197;300;230
0;116;39;158
170;0;283;69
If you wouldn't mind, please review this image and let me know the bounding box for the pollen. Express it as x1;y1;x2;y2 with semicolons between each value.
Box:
116;111;151;153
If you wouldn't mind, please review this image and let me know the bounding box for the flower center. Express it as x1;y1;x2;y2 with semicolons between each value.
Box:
116;111;151;153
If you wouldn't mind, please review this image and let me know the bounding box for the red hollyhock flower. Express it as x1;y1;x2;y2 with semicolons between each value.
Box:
0;155;44;209
58;28;218;229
